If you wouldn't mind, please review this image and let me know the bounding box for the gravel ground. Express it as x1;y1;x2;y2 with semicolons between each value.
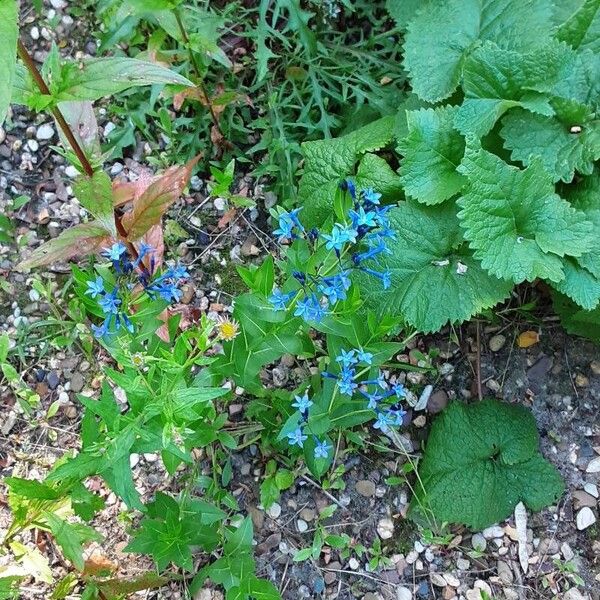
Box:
0;2;599;600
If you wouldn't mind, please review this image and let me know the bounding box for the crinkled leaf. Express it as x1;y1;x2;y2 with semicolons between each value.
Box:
73;172;117;236
553;291;600;342
361;201;512;333
297;116;395;227
355;153;403;199
457;144;594;283
385;0;428;28
398;106;466;204
403;0;554;102
552;258;600;310
18;222;113;270
0;0;18;125
122;156;199;240
51;58;193;102
45;513;102;572
411;399;564;530
556;0;600;53
501;104;600;183
455;42;553;137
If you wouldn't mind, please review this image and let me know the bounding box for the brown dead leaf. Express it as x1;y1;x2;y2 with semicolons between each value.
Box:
83;554;118;576
112;170;154;208
139;224;165;270
218;208;237;229
517;330;540;348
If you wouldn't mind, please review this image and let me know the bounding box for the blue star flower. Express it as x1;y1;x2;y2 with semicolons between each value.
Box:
388;408;407;426
349;207;377;228
341;179;356;199
294;294;326;322
336;349;357;368
165;264;189;281
392;383;407;398
362;188;382;205
156;283;183;303
91;318;110;338
319;276;348;303
286;208;304;231
373;412;392;433
338;378;358;396
292;392;313;413
322;224;357;251
353;242;387;265
287;427;308;448
273;218;294;242
85;276;105;299
361;389;384;410
99;288;121;315
356;348;373;364
314;440;332;459
102;242;127;261
361;268;392;290
269;288;295;311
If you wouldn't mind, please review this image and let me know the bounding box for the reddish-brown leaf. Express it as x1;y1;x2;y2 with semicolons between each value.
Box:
18;222;113;270
112;170;154;208
98;572;173;597
140;224;165;269
122;156;200;241
218;208;237;229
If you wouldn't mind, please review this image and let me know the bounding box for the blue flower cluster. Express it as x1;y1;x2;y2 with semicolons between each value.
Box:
286;348;408;458
268;183;394;321
86;242;189;338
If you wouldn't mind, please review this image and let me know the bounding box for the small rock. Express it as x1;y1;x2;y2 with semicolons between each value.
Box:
415;384;433;410
427;389;448;414
564;590;586;600
30;26;40;40
471;533;487;552
266;502;281;519
586;456;600;473
256;533;281;555
443;574;460;587
538;537;560;555
65;165;79;178
576;506;596;530
1;412;17;435
299;508;315;521
70;373;85;393
36;123;55;140
248;506;264;530
406;550;419;564
213;197;226;211
377;517;394;540
482;525;504;539
27;139;39;152
456;558;470;570
58;391;69;404
573;490;597;509
561;542;575;562
584;482;599;498
430;573;446;587
497;560;514;584
590;360;600;376
348;557;360;570
396;588;412;600
575;373;589;387
489;334;506;352
356;480;376;497
413;415;427;427
271;366;288;387
296;519;308;533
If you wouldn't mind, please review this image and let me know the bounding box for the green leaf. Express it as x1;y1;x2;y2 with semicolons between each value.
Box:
0;0;18;126
247;576;281;600
556;0;600;52
224;517;253;556
553;291;600;342
297;116;395;227
385;0;427;28
51;57;193;102
454;42;553;137
361;201;512;333
44;513;102;571
355;154;403;200
552;258;600;310
457;143;594;283
5;478;60;500
501;104;600;183
403;0;554;102
411;399;564;530
73;172;117;236
9;541;53;584
398;106;466;205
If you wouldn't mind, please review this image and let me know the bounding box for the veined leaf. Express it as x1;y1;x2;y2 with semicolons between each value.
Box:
18;222;113;270
398;106;466;205
403;0;554;103
361;201;512;333
457;143;594;283
552;258;600;310
385;0;428;28
556;0;600;53
58;101;102;163
50;57;193;102
73;172;117;236
0;0;18;125
122;156;199;240
410;399;564;530
297;116;396;227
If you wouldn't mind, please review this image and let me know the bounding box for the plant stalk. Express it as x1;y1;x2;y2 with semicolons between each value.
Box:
173;8;224;137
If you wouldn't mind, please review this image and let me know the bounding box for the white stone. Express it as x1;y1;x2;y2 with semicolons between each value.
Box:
482;525;504;539
129;453;139;468
584;482;599;498
561;542;575;562
430;573;446;587
564;589;586;600
396;588;412;600
110;162;124;175
266;502;281;519
36;123;55;140
213;197;226;211
58;391;69;404
65;165;79;178
30;27;40;40
471;533;487;552
296;519;308;533
414;540;425;553
348;557;359;570
443;574;460;587
576;507;596;530
377;517;394;540
586;456;600;473
27;139;39;152
49;0;68;9
405;550;419;564
28;289;41;302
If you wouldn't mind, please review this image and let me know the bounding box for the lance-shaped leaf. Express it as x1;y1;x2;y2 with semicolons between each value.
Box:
457;143;594;283
0;0;18;126
361;201;512;333
73;171;117;236
398;106;466;204
410;399;564;530
51;57;194;103
19;222;113;270
454;42;554;137
58;101;102;163
501;100;600;183
122;156;199;241
403;0;554;103
297;116;397;228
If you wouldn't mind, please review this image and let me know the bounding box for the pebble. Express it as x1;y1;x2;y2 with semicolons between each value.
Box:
266;502;281;519
406;550;419;564
65;165;79;178
497;560;514;584
213;197;226;211
443;574;460;587
377;517;394;540
576;506;596;530
584;482;599;498
471;532;486;552
586;456;600;473
299;508;315;521
489;334;506;352
356;479;376;497
27;139;39;152
573;489;597;509
564;590;586;600
590;360;600;375
430;573;446;587
70;373;85;393
427;389;448;414
538;537;560;555
296;519;308;533
58;391;69;404
396;588;412;600
561;542;575;561
36;123;55;140
482;525;504;539
348;557;360;570
415;384;433;410
456;558;470;570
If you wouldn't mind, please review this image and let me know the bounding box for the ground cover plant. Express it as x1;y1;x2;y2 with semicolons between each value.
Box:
0;0;599;599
